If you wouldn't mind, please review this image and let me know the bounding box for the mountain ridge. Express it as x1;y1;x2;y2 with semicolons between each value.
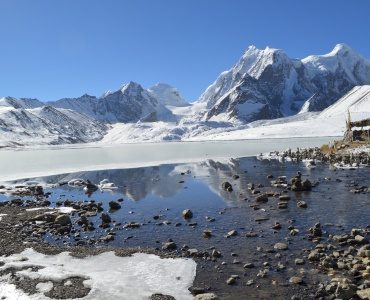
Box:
195;44;370;123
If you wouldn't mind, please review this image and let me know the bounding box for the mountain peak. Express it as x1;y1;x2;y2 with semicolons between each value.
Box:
120;81;144;95
331;43;354;55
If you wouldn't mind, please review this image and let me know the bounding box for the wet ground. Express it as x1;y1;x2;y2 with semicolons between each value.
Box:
1;156;369;299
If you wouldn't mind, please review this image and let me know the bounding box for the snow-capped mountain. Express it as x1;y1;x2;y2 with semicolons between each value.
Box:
0;101;107;147
50;82;176;123
148;83;189;107
195;44;370;123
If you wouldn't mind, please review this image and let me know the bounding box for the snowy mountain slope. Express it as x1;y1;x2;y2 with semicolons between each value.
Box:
95;85;370;144
194;44;370;123
148;83;189;107
319;85;370;119
0;104;107;147
188;85;370;141
0;97;43;109
49;82;176;123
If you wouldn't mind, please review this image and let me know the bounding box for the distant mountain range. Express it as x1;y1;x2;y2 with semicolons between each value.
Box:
1;43;370;147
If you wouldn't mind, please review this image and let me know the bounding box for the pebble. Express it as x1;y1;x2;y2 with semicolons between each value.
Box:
274;242;288;250
182;209;193;219
289;276;303;284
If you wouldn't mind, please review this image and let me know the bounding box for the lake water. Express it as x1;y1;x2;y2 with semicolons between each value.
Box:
1;155;369;299
1;137;369;299
0;137;333;182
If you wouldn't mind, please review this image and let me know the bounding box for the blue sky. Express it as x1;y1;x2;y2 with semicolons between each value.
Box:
1;0;369;102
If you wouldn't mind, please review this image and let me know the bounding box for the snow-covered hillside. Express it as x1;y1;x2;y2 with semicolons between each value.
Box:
0;99;107;147
50;82;176;123
189;85;370;141
193;44;370;123
95;85;370;144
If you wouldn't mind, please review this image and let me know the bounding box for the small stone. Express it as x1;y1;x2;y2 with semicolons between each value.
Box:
294;258;305;265
101;213;111;223
278;202;288;209
182;209;193;219
212;249;222;258
256;194;268;203
162;241;177;250
246;279;254;286
226;277;236;285
355;235;367;244
272;222;282;230
297;201;307;208
55;214;71;226
226;230;238;237
289;276;303;284
279;195;290;201
357;288;370;300
194;293;218;300
308;250;321;261
187;249;199;257
243;263;255;269
222;182;233;192
108;201;121;210
274;242;288;250
203;229;212;238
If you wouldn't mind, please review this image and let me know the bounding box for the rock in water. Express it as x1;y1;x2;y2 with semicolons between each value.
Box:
222;182;233;192
55;214;71;226
109;201;121;210
182;209;193;219
256;194;268;203
101;213;111;223
274;242;288;250
162;241;177;250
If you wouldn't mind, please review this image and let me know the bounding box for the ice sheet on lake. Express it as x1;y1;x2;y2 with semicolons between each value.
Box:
0;248;196;300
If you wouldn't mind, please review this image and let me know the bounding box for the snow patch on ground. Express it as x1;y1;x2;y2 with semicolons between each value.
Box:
25;207;75;214
0;248;196;300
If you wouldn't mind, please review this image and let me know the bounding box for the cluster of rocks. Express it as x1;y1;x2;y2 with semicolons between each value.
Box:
305;223;370;299
259;146;370;167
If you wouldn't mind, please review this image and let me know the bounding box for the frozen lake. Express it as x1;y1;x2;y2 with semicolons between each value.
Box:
0;137;333;182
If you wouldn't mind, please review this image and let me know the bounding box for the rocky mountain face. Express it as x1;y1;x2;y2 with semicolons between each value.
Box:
50;82;176;123
196;44;370;123
0;98;107;147
148;83;189;107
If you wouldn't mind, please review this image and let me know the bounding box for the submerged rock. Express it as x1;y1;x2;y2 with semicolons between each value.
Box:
222;182;233;192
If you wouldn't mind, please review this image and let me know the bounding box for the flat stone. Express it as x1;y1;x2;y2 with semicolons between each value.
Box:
255;194;268;203
297;201;307;208
289;276;303;284
294;258;305;265
226;277;236;285
194;293;218;300
274;242;288;250
162;241;177;250
226;230;238;237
